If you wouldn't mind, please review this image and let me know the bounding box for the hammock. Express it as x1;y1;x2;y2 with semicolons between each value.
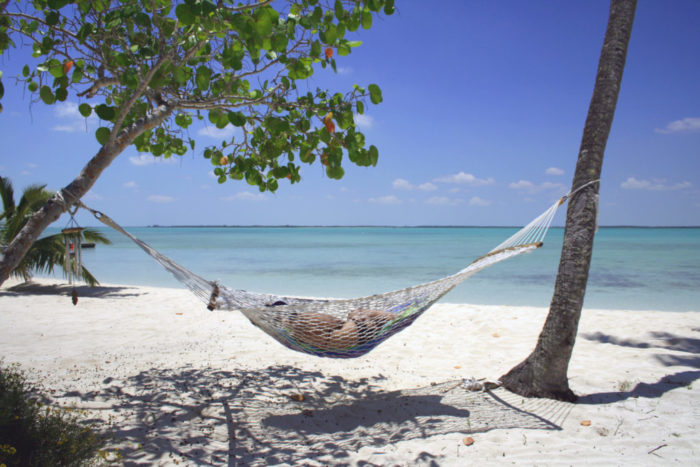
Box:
78;190;578;359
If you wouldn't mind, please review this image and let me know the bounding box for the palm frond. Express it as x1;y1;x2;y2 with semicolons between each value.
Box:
81;228;111;245
2;177;107;287
0;176;15;221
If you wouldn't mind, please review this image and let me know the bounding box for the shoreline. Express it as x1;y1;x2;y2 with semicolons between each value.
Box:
2;277;699;465
20;275;699;313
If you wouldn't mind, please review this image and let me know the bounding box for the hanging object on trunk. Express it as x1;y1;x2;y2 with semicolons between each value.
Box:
61;205;84;305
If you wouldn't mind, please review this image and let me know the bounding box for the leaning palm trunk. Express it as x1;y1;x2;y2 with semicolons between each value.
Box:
0;106;172;287
500;0;637;401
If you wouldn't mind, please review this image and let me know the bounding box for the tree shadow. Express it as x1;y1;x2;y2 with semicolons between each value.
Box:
1;281;142;298
578;329;700;404
577;370;700;405
581;331;700;354
46;365;569;466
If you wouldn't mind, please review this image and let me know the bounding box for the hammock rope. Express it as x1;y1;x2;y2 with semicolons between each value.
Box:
77;182;596;359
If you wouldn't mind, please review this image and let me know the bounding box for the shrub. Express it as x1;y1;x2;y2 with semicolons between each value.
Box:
0;362;103;466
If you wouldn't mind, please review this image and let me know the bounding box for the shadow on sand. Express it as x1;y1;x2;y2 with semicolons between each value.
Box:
48;365;571;466
1;281;142;299
579;329;700;404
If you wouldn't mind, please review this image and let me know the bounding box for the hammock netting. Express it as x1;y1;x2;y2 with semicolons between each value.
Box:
80;195;565;359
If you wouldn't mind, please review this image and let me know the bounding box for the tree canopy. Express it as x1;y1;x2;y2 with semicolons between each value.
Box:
0;0;394;285
0;0;393;190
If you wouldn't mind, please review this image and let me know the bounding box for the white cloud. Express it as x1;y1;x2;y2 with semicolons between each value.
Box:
509;180;565;193
123;181;137;189
392;178;413;190
83;191;103;201
129;154;178;166
426;196;465;206
337;67;353;75
434;171;495;186
654;117;700;134
148;194;174;203
369;195;402;205
620;177;692;191
198;125;237;139
509;180;536;191
354;113;374;130
392;179;438;192
54;101;81;118
426;196;450;205
51;101;97;132
469;196;492;206
221;192;267;201
545;167;565;176
417;182;438;192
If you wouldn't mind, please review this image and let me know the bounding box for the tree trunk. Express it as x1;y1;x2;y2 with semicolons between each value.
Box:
0;105;173;286
500;0;637;401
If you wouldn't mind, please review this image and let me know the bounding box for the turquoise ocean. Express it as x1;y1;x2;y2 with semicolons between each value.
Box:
43;226;700;312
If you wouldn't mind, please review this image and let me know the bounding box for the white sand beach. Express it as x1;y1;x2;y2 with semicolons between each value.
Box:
1;277;699;466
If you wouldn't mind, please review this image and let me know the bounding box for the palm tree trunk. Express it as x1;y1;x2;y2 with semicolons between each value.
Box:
0;105;173;286
500;0;637;401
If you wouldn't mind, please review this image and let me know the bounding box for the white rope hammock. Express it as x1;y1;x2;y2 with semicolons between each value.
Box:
77;182;596;359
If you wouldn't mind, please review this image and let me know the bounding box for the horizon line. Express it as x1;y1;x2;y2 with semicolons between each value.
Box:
64;224;700;229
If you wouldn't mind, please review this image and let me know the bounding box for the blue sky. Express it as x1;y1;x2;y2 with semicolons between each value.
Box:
1;1;699;227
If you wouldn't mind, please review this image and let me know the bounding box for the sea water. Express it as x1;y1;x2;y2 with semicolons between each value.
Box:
41;226;700;312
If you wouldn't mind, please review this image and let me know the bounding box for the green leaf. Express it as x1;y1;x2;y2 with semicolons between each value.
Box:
47;0;70;8
55;87;68;101
384;0;396;15
39;85;55;104
324;24;338;44
367;0;381;12
326;165;345;179
95;127;110;145
311;40;321;57
76;23;93;43
175;113;192;128
95;104;116;121
361;10;372;29
78;103;92;117
196;66;211;91
228;111;246;127
356;100;365;115
45;11;60;26
334;0;344;20
368;83;382;104
337;43;351;56
368;145;379;165
134;12;151;28
0;80;3;99
175;3;195;25
48;59;64;78
27;81;38;93
254;6;279;36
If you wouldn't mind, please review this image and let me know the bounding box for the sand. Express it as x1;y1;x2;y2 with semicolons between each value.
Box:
1;277;699;466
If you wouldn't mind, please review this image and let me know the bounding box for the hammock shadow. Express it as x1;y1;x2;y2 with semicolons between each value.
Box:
1;281;142;298
50;365;569;466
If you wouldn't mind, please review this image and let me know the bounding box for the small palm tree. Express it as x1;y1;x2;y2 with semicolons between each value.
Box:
0;176;110;286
